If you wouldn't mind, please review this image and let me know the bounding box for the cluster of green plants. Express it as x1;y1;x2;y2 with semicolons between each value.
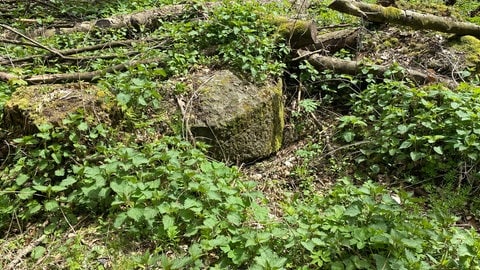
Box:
4;0;480;268
339;80;480;184
281;178;480;269
151;0;290;82
3;118;480;268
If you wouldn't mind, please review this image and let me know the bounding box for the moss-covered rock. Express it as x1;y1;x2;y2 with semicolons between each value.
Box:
2;82;120;136
188;70;283;164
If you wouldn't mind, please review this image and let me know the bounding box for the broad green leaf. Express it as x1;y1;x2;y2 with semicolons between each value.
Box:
51;152;62;164
54;168;65;177
33;185;49;192
110;180;125;194
117;92;131;105
433;146;443;155
51;185;67;192
44;200;59;211
60;176;77;187
162;215;175;230
77;121;88;131
344;205;361;217
342;131;355;143
114;213;127;228
410;151;424;161
15;174;29;186
397;124;408;134
127;207;143;222
399;141;412;149
18;187;35;200
31;246;46;260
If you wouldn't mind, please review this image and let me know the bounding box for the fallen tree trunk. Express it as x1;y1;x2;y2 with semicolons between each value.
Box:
25;3;317;48
270;17;318;48
27;4;197;38
307;28;361;54
328;0;480;38
297;49;457;88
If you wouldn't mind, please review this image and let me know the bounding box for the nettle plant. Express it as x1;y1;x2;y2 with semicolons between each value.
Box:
0;113;113;229
280;178;480;269
0;113;283;267
195;0;289;81
339;80;480;184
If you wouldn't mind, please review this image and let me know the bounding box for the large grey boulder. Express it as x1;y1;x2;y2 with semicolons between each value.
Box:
188;70;284;163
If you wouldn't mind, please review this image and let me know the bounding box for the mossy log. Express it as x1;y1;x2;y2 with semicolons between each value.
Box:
329;0;480;38
270;17;318;48
297;49;457;88
307;28;360;54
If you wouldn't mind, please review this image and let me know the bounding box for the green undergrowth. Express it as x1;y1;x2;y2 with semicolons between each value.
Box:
338;76;480;218
2;0;480;268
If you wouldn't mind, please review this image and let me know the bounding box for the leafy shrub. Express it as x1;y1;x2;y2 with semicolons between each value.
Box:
0;113;113;226
195;0;289;81
0;115;280;268
339;81;480;184
280;178;480;269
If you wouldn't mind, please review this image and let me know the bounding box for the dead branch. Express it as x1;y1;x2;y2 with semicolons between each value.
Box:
329;0;480;37
273;17;318;48
27;3;208;38
297;49;457;88
0;57;166;84
0;24;64;58
5;234;47;270
0;38;165;66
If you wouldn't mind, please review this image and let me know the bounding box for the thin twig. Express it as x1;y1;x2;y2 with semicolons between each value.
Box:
291;48;328;61
6;234;47;270
320;140;370;159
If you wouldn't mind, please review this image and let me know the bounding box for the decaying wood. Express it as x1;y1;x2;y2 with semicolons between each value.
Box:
0;24;64;58
297;49;457;88
271;17;318;48
27;4;198;38
307;28;361;54
5;234;47;270
0;57;166;84
329;0;480;38
0;38;165;66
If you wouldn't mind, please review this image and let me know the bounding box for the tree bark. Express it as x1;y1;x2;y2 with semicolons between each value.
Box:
307;28;361;54
270;17;318;48
329;0;480;38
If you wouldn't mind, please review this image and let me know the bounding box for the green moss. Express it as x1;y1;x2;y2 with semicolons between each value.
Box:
3;83;119;134
451;35;480;70
270;79;284;151
381;6;403;20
